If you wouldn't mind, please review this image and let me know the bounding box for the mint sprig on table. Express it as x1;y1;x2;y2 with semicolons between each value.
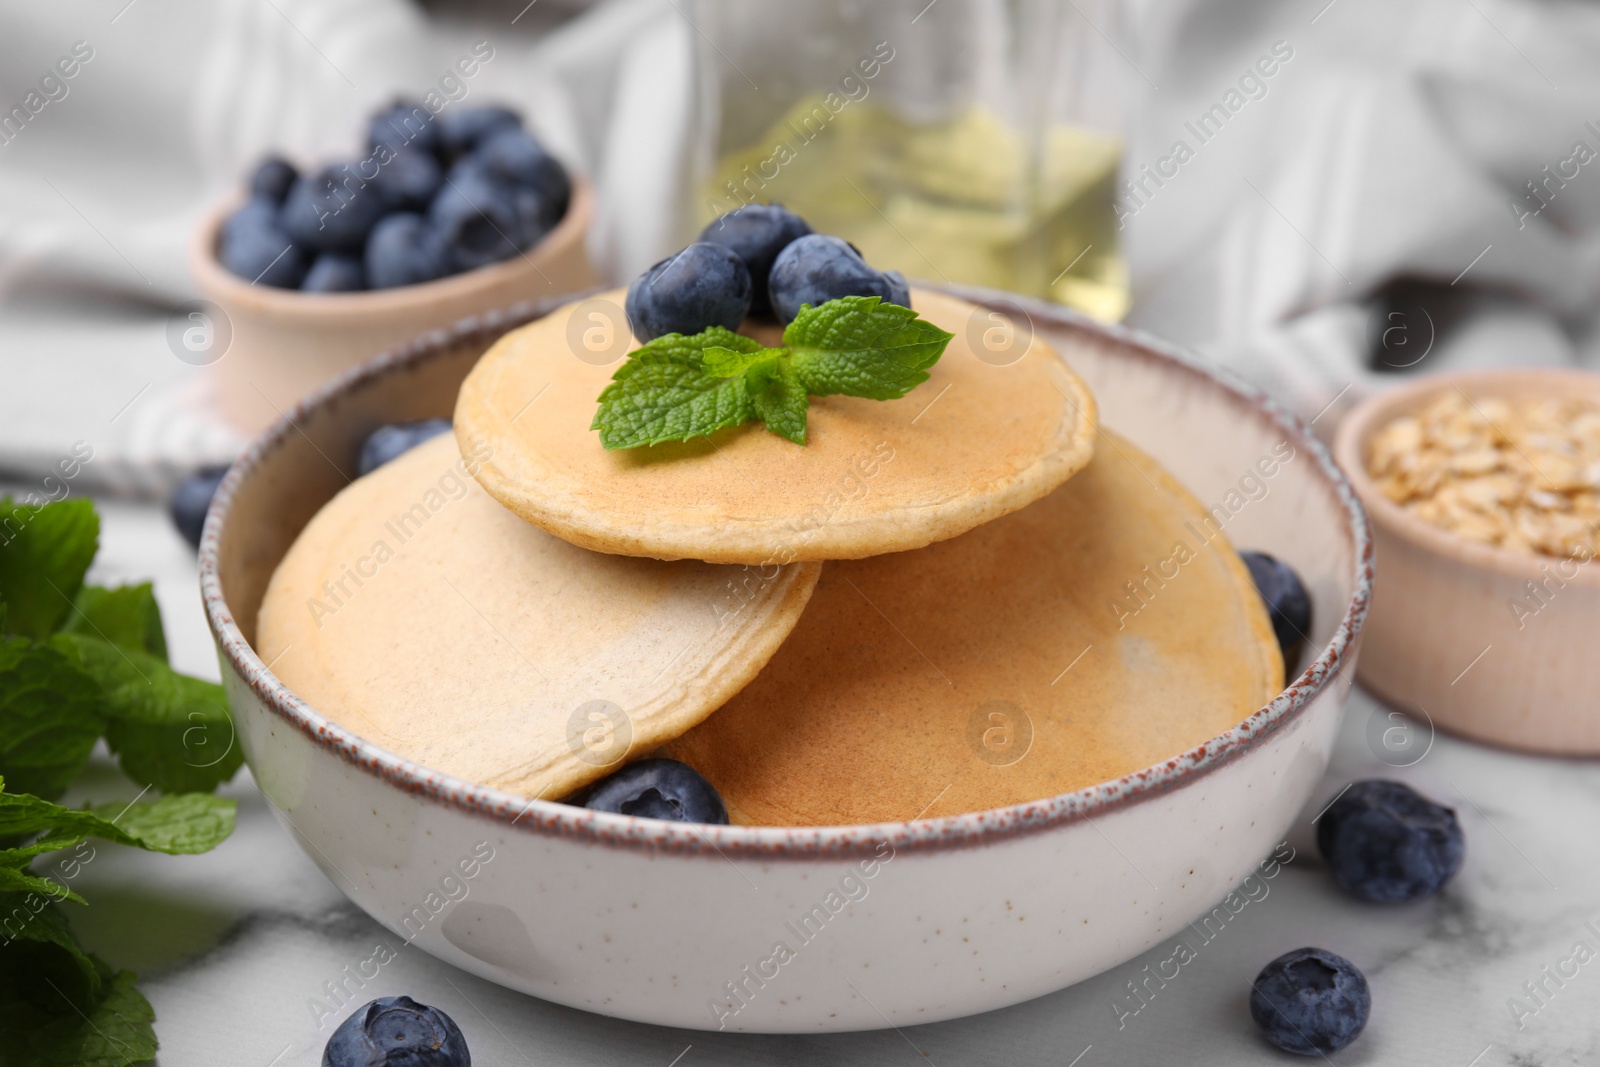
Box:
0;496;241;1066
592;296;955;450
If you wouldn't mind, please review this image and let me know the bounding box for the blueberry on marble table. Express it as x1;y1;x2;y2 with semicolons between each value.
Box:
767;233;912;323
323;995;470;1067
583;759;730;825
357;419;453;477
1239;550;1312;666
625;243;753;342
1250;947;1370;1055
1316;779;1465;903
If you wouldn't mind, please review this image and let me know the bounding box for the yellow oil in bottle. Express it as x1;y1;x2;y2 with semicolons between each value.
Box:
702;98;1128;321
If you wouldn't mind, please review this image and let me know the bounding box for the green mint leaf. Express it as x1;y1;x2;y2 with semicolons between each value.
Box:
0;498;99;640
702;345;778;379
87;794;235;854
607;327;761;382
0;890;102;999
747;358;809;444
0;862;85;905
703;346;809;443
58;585;168;662
50;635;242;795
0;831;87;867
786;295;954;400
65;969;159;1067
592;330;760;450
11;967;159;1067
0;783;235;856
0;832;92;904
103;714;241;797
591;297;954;449
0;639;106;801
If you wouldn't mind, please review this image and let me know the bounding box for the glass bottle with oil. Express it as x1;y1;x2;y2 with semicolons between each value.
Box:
686;0;1129;321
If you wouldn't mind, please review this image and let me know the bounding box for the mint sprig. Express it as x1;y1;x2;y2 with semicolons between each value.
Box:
0;496;241;1065
592;296;954;450
0;780;229;1065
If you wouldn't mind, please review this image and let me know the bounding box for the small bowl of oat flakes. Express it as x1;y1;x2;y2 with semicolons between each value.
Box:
1335;367;1600;754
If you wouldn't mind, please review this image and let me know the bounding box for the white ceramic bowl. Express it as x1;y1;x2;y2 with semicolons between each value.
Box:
199;289;1371;1033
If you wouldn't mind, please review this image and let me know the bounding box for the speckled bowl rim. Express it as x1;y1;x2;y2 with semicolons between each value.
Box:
199;286;1373;860
1334;366;1600;587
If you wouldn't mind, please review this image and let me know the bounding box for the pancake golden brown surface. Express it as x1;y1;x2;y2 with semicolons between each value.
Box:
454;288;1097;564
661;431;1284;826
255;435;820;800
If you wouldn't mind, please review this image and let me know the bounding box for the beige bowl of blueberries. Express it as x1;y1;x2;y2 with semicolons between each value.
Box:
189;101;599;433
1335;367;1600;754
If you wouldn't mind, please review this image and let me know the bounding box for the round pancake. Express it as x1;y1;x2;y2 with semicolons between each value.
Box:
255;434;821;800
661;431;1285;826
455;288;1097;564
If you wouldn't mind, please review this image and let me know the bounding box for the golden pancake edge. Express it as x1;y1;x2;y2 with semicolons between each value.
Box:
454;288;1098;564
255;434;822;800
660;430;1285;826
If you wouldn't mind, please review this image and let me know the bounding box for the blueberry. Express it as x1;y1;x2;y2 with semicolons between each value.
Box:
168;465;228;550
583;759;729;825
368;99;440;157
767;234;911;323
365;213;453;290
221;196;278;242
372;148;443;212
508;184;558;248
323;995;469;1067
430;170;527;270
248;155;297;203
625;243;752;342
437;104;521;160
1316;779;1464;903
883;269;910;309
281;163;389;253
697;203;812;317
1250;947;1370;1056
219;198;308;288
1239;550;1312;666
357;419;452;476
302;252;366;293
474;129;569;222
473;127;569;195
443;154;491;187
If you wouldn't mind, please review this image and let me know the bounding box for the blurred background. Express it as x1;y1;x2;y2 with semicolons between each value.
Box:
3;0;1598;498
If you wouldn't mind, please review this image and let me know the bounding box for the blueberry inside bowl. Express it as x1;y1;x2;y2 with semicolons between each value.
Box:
189;104;598;433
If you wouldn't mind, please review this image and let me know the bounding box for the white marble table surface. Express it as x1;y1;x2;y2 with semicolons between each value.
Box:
46;493;1600;1067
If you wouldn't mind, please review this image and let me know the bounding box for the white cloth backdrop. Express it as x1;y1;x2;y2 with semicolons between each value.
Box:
0;0;1596;494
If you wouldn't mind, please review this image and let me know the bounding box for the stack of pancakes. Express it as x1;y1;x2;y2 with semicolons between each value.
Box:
257;290;1282;825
